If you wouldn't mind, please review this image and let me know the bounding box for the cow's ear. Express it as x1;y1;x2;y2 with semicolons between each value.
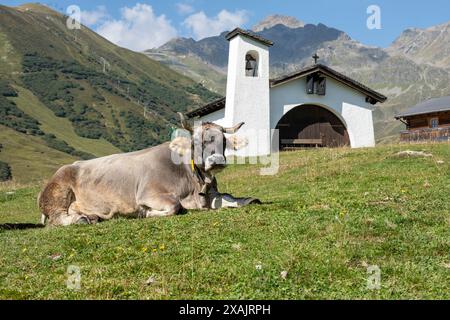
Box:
169;137;192;156
226;135;248;151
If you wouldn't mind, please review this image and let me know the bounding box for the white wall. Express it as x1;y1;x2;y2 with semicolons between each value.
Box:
223;35;271;156
198;109;226;127
270;76;376;148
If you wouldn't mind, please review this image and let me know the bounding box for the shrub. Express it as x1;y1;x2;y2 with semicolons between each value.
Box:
0;161;12;181
0;80;18;97
42;134;94;160
0;95;43;135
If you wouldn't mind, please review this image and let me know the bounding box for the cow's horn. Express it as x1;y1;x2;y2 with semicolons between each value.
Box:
178;112;192;132
222;122;245;134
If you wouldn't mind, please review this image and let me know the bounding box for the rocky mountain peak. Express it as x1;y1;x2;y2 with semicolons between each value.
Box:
252;14;305;32
388;21;450;67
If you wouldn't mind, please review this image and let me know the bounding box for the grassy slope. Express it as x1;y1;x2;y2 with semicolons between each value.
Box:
0;144;449;299
0;126;77;183
0;3;219;174
10;85;120;157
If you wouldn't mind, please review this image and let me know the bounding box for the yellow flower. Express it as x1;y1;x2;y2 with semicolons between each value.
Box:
152;248;157;253
159;244;165;251
141;247;148;253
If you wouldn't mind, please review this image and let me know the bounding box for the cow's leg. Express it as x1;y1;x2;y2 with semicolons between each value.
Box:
67;202;101;224
138;194;181;218
207;178;261;209
209;192;261;209
47;211;90;226
47;201;99;226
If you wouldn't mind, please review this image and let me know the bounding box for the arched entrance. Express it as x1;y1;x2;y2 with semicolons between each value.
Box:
275;104;350;149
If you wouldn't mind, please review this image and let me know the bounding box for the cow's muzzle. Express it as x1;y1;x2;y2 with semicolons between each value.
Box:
204;154;226;172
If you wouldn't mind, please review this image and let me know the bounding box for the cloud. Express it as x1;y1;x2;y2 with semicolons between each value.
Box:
96;3;178;51
176;3;194;15
183;9;249;40
80;5;109;26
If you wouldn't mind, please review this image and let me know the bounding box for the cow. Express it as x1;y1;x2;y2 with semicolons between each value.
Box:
38;113;260;226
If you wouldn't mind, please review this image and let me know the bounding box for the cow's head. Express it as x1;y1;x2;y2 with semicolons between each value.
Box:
170;113;247;173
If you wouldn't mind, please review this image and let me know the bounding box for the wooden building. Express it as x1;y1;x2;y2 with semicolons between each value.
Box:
395;96;450;142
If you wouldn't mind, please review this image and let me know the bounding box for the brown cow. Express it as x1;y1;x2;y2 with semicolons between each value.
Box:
39;113;260;226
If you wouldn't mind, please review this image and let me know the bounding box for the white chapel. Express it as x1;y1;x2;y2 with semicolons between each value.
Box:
186;28;387;156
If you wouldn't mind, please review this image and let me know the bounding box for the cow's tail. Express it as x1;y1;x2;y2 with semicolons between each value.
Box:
38;165;76;226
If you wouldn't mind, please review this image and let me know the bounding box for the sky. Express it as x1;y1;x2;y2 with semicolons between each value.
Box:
2;0;450;51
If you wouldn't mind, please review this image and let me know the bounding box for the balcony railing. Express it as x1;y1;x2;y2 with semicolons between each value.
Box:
400;127;450;143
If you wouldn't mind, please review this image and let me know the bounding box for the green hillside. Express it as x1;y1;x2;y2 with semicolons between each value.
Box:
0;144;448;299
0;3;219;181
0;125;78;183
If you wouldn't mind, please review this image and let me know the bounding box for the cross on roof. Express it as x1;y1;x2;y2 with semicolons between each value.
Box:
312;53;319;64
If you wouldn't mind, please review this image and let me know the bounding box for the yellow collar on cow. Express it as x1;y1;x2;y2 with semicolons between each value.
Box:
190;159;195;172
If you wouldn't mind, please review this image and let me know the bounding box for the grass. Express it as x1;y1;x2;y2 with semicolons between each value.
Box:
0;144;449;299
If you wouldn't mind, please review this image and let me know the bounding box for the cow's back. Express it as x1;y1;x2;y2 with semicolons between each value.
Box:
70;143;181;217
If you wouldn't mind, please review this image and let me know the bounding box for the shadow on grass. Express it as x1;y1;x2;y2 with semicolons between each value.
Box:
0;223;45;231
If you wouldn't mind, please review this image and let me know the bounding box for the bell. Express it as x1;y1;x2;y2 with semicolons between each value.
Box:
246;59;253;70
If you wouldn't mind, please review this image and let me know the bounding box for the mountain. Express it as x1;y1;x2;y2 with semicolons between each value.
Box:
145;36;228;95
147;18;450;143
0;3;219;182
148;23;346;73
388;21;450;68
252;14;305;32
144;22;347;95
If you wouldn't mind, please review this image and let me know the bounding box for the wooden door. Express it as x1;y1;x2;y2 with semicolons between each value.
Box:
276;105;350;149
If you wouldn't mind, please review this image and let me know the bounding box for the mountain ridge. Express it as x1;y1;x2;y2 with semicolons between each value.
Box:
252;14;305;32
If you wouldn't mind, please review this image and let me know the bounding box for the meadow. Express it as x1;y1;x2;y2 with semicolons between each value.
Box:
0;144;448;299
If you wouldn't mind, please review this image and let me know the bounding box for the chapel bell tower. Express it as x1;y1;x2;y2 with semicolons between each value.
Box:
224;28;273;156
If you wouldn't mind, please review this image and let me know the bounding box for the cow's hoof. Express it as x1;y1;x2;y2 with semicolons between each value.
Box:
76;216;90;224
